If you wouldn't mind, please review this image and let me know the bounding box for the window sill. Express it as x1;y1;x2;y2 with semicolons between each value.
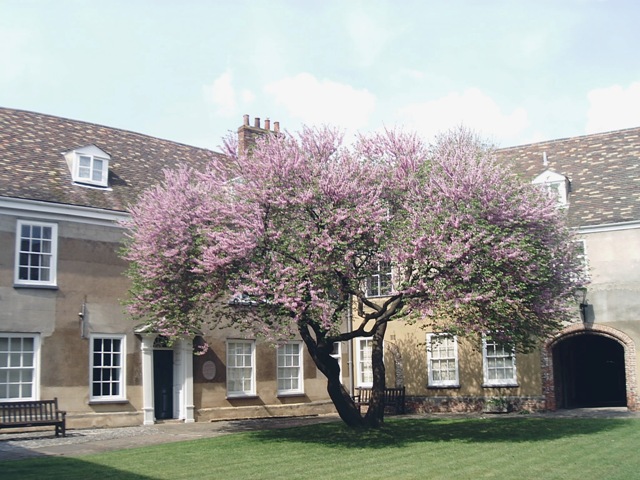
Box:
482;383;519;389
277;392;305;398
14;283;58;290
226;394;258;400
427;384;461;390
88;399;129;405
72;181;113;191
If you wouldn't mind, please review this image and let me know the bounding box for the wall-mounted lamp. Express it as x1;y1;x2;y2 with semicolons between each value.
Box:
573;287;588;322
79;298;87;338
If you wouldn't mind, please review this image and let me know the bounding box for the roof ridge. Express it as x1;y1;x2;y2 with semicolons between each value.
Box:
500;125;640;150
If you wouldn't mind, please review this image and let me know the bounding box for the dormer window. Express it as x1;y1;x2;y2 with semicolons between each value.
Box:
78;154;107;184
63;145;111;188
532;170;570;207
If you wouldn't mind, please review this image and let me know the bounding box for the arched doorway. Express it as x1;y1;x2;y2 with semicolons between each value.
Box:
553;333;626;408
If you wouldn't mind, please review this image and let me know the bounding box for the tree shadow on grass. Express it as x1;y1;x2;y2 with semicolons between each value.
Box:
1;456;154;480
247;417;634;449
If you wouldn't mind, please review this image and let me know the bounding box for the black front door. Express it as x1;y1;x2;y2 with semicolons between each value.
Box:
153;350;174;420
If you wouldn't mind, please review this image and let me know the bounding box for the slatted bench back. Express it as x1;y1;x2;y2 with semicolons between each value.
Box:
353;386;406;414
0;399;60;424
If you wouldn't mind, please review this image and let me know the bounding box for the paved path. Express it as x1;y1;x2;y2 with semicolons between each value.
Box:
1;408;638;462
0;415;341;461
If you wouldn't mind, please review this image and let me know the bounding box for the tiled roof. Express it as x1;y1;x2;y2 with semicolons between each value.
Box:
0;107;224;212
496;128;640;228
3;108;639;228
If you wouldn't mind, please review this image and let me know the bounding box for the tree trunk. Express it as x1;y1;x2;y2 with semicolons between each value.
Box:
326;374;364;427
364;321;387;427
298;322;364;427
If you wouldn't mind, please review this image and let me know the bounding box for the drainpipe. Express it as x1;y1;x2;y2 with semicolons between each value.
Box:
347;297;355;396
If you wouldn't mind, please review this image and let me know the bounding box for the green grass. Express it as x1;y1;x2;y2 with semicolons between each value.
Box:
3;417;640;479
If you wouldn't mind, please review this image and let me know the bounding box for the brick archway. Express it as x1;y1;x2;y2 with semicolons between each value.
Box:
542;324;638;411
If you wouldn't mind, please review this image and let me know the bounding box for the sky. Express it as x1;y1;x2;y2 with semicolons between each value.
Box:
2;0;640;152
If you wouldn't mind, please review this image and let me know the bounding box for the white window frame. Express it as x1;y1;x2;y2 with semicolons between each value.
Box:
74;153;109;187
0;334;40;401
366;261;393;297
277;341;304;395
356;338;373;387
14;220;58;287
573;239;589;281
330;342;343;384
427;334;460;387
63;145;111;188
532;170;569;207
482;336;518;387
90;334;126;402
226;339;256;397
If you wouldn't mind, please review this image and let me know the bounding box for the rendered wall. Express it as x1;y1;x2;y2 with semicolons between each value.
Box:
1;212;338;427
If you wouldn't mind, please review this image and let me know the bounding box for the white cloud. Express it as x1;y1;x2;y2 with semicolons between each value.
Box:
264;73;376;131
395;88;529;143
203;70;255;117
586;82;640;134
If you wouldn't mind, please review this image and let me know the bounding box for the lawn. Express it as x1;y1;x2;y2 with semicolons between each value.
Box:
3;417;640;479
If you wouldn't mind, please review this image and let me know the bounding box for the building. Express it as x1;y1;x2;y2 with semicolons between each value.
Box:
3;106;638;425
369;127;640;413
497;129;640;411
0;108;335;428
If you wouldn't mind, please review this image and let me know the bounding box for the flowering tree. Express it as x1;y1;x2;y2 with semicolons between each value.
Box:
123;126;582;428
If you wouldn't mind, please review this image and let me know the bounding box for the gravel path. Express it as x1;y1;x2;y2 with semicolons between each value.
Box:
0;415;340;461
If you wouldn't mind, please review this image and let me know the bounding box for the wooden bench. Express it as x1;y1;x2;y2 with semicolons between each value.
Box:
353;386;406;415
0;398;66;437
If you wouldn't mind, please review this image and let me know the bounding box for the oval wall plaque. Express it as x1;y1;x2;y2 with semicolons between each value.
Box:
202;360;217;381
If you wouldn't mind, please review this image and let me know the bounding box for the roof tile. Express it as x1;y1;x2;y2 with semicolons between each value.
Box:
0;108;223;212
496;127;640;227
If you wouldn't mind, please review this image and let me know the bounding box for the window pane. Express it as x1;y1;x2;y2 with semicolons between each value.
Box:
0;336;37;400
277;343;302;393
428;335;458;386
23;338;34;351
359;339;373;385
227;341;255;395
91;336;124;399
9;384;19;397
92;159;104;181
484;339;516;384
9;353;21;367
16;222;56;285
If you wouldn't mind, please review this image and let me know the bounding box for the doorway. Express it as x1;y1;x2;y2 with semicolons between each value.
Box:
553;334;626;408
153;349;174;420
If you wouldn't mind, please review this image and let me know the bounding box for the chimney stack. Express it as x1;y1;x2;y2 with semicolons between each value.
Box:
237;114;281;154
